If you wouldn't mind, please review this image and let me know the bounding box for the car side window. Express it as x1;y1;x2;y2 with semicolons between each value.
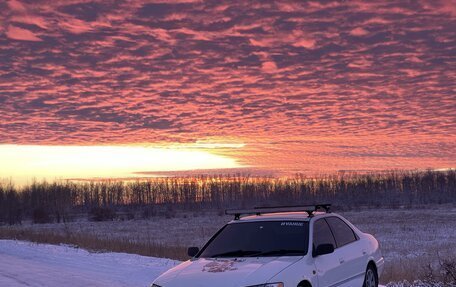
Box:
313;219;336;249
325;217;357;248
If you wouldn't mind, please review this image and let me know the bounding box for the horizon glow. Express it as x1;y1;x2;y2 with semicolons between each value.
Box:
0;144;244;185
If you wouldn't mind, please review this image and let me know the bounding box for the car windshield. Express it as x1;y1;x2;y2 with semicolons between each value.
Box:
199;221;309;258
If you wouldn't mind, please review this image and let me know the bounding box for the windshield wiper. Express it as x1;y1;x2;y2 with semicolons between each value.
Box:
210;250;261;258
252;249;306;257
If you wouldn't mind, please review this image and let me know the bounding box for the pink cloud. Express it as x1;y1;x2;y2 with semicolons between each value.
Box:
249;38;273;47
6;25;42;41
292;38;316;49
250;32;316;49
348;58;372;68
363;17;391;25
11;15;48;29
7;0;27;12
350;27;369;36
261;61;278;73
59;18;93;34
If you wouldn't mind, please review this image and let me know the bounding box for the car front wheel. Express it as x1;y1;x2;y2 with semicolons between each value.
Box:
363;265;378;287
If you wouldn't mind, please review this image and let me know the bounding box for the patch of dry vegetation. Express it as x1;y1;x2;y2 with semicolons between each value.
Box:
0;227;187;260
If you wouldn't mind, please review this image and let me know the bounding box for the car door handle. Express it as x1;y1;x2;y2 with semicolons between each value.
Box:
362;249;367;255
339;258;345;264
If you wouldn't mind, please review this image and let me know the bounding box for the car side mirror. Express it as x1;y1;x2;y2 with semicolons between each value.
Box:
313;244;334;257
187;247;200;257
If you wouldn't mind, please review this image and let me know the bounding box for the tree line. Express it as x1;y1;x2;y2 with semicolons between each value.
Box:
0;169;455;225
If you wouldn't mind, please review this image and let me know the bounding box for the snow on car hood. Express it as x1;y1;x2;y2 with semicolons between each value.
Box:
154;256;302;287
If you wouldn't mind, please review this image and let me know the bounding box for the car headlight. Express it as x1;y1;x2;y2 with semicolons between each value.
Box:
247;283;284;287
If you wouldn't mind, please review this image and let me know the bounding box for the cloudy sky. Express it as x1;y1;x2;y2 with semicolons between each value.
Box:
0;0;455;182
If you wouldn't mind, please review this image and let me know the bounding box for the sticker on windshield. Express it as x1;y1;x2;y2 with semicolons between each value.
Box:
281;222;304;227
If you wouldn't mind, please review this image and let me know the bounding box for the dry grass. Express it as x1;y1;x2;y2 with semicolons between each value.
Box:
342;205;456;283
0;228;188;260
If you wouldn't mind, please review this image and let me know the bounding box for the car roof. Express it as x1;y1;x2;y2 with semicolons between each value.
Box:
228;211;332;223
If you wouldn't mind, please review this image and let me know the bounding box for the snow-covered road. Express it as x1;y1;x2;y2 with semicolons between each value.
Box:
0;240;178;287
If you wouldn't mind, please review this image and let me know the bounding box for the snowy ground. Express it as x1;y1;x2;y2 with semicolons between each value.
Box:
0;240;178;287
0;239;389;287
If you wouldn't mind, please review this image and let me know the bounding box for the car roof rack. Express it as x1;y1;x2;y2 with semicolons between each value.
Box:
225;204;331;220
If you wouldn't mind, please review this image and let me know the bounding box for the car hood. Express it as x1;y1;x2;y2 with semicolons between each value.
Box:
154;256;302;287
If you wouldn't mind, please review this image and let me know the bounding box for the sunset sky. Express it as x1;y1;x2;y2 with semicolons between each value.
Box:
1;0;455;184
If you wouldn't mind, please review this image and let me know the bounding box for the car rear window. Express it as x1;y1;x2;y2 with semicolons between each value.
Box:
325;217;357;247
199;221;309;258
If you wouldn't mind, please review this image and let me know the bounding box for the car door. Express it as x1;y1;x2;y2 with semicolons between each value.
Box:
312;218;341;287
325;216;365;287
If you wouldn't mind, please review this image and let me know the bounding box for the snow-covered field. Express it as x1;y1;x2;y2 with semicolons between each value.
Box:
1;205;455;284
0;240;178;287
0;240;389;287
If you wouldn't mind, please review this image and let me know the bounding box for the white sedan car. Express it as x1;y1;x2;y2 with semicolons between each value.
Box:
152;204;384;287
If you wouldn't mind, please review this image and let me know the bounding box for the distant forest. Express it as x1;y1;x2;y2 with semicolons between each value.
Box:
1;170;455;225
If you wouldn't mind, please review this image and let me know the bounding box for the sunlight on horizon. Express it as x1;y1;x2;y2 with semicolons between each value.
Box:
0;144;245;185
